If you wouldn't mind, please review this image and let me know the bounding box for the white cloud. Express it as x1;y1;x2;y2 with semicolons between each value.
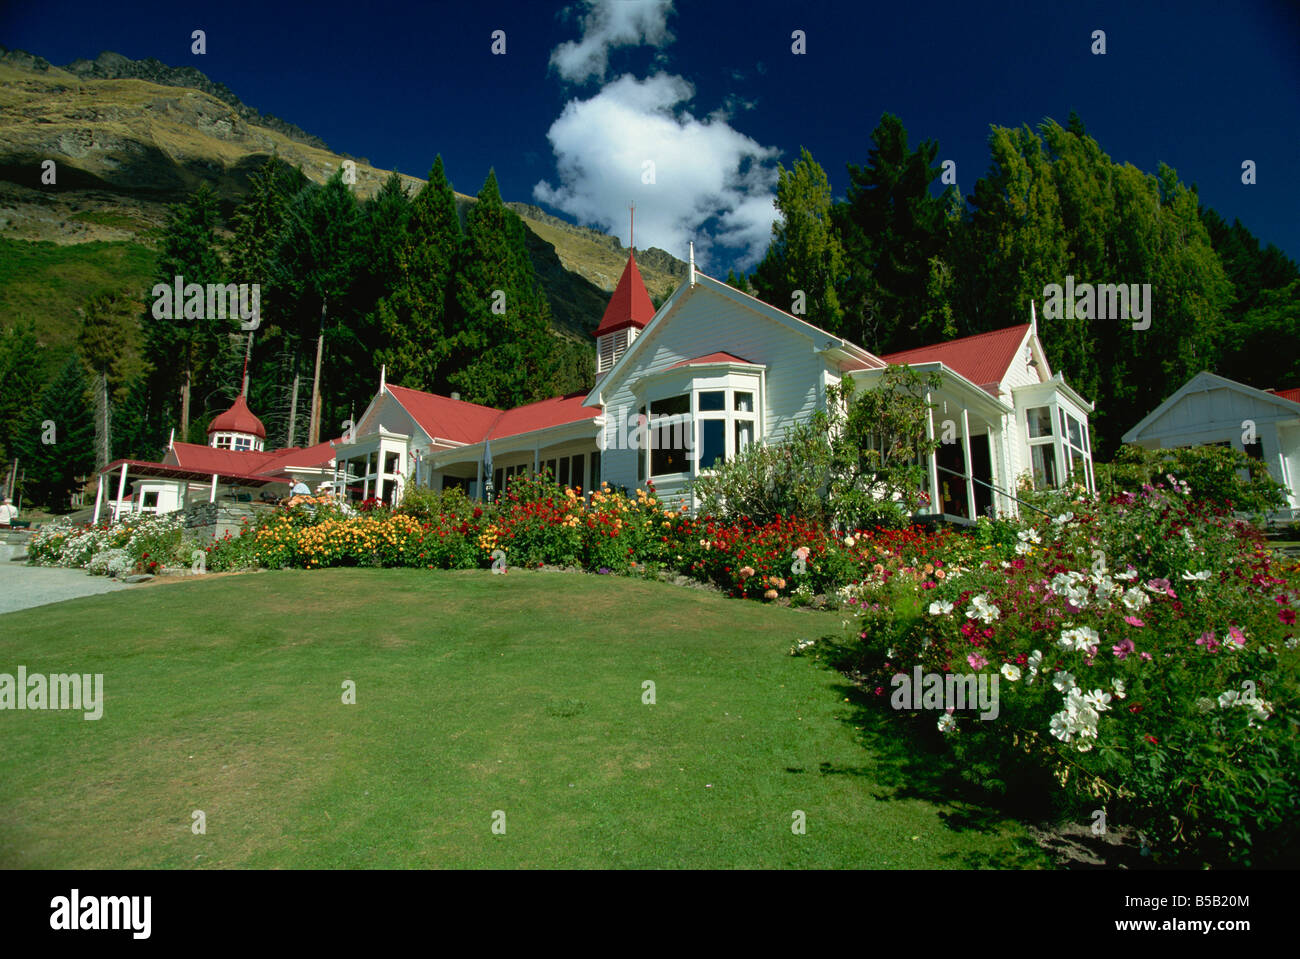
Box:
551;0;675;84
533;73;780;268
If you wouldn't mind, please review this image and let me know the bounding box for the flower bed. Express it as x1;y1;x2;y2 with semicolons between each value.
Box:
822;481;1300;867
27;513;188;576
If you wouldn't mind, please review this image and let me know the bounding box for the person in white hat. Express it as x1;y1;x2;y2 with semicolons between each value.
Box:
0;497;17;526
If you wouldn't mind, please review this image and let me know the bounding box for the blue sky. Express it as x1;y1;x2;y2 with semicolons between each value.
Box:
4;0;1298;275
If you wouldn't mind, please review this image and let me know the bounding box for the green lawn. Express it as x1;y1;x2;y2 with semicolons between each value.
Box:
0;569;1048;868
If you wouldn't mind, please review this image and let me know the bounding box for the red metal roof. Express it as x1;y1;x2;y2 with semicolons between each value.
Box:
98;458;289;486
256;439;339;470
486;392;599;440
667;351;758;369
385;384;503;445
1267;387;1300;405
206;393;267;439
880;324;1030;389
168;442;276;474
593;252;656;337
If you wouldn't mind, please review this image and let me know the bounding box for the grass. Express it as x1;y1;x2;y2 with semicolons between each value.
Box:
0;568;1049;868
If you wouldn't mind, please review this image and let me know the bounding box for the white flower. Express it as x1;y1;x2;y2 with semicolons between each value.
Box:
928;600;954;616
1058;626;1100;652
1049;711;1073;742
966;593;1001;624
1001;663;1021;682
1121;588;1150;612
1115;568;1138;581
1017;528;1041;544
1083;689;1112;712
1053;670;1076;693
1111;679;1126;699
1181;570;1211;581
1052;512;1074;526
1217;690;1240;709
937;713;958;734
1026;650;1043;684
844;535;857;548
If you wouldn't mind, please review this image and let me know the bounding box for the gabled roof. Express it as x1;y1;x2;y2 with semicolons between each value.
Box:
1125;371;1300;442
485;392;598;440
592;252;656;337
207;393;266;439
667;351;758;369
880;324;1030;389
385;384;503;445
585;271;883;407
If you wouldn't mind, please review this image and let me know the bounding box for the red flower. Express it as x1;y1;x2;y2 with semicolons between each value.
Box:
1144;734;1158;745
1281;609;1296;626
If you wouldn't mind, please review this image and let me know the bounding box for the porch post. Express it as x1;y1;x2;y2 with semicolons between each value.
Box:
209;473;218;503
475;459;483;501
114;462;128;523
961;408;976;520
92;473;104;525
986;425;999;516
925;392;940;515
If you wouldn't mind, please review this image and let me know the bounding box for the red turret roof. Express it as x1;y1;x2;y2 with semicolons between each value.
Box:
593;252;656;337
207;393;267;439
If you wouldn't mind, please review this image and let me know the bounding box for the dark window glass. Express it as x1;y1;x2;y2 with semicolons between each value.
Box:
1244;440;1264;461
700;419;726;470
650;394;689;416
559;457;570;486
570;454;583;489
1031;444;1058;489
1028;406;1053;438
699;391;725;411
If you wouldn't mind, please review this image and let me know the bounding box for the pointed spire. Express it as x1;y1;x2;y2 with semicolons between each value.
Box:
592;248;656;338
380;364;386;392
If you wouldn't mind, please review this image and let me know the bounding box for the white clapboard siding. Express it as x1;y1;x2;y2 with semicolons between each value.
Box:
600;284;828;492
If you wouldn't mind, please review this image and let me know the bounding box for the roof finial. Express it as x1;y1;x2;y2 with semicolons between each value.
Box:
629;202;634;252
380;364;386;392
688;241;695;286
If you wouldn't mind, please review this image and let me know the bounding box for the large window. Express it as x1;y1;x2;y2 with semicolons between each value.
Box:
650;394;691;477
643;384;759;479
1025;402;1093;492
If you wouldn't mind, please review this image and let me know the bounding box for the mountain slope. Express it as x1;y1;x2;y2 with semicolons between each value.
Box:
0;47;686;345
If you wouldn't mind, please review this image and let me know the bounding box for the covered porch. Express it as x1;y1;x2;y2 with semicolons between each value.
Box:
92;459;291;524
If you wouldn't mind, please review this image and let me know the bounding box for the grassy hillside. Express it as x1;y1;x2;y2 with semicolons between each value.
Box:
0;236;154;379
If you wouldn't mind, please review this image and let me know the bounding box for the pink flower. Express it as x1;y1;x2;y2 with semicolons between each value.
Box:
1139;652;1153;662
1196;630;1220;653
1281;609;1296;626
1228;625;1246;646
794;546;811;562
1123;616;1145;628
967;653;988;670
1112;638;1135;660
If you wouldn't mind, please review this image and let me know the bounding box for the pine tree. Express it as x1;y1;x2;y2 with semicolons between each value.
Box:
77;289;142;469
373;158;462;393
751;147;845;334
15;356;94;510
145;182;226;443
450;170;558;407
837;114;954;351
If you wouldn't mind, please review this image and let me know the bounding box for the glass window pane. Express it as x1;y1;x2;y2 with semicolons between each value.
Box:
570;454;583;489
650;394;689;416
734;391;754;412
1028;406;1053;439
698;391;725;411
700;419;726;470
1031;443;1058;488
558;458;569;486
1066;413;1083;449
735;419;754;454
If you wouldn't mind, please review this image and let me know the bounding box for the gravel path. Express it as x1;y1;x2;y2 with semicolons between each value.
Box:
0;545;129;615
